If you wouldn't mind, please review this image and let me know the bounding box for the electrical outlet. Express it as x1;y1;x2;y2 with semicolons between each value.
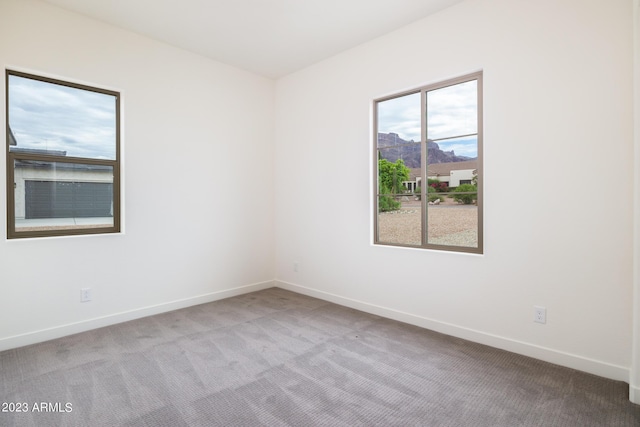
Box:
534;306;546;324
80;288;92;303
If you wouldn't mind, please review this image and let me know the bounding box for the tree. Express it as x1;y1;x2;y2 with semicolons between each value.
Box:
378;158;410;194
378;183;400;212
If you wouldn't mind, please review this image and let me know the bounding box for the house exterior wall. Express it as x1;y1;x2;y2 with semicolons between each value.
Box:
13;166;112;219
427;169;476;188
449;169;475;187
426;175;449;185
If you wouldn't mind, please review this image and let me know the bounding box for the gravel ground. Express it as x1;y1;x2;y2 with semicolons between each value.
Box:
378;198;478;248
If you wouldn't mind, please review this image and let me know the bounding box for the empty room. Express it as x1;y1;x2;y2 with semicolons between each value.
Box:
1;0;640;425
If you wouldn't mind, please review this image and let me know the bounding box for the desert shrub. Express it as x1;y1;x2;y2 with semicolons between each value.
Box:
379;195;400;212
414;186;421;200
378;184;400;212
428;179;449;193
427;186;443;202
453;184;477;204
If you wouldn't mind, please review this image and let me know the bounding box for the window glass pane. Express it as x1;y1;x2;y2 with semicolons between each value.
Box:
378;196;422;246
377;92;421;143
14;160;114;232
427;191;478;248
377;92;422;246
427;80;477;141
8;74;116;160
426;78;479;250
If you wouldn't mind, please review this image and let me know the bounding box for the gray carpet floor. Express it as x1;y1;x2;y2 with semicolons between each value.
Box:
1;287;638;426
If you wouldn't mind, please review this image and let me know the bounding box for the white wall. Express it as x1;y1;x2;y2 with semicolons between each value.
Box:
1;0;637;399
631;0;640;405
0;0;276;349
275;0;634;382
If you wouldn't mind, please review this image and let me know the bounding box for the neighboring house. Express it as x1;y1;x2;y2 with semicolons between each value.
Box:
8;126;17;147
403;168;422;192
428;160;478;187
403;160;478;191
10;134;113;220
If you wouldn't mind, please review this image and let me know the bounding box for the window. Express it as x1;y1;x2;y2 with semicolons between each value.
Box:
6;70;120;239
374;72;482;253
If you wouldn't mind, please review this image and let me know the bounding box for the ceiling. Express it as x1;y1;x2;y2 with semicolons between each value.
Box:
42;0;465;79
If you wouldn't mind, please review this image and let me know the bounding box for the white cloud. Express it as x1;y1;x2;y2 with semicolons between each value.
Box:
377;92;421;142
377;80;478;148
8;75;117;160
427;80;477;140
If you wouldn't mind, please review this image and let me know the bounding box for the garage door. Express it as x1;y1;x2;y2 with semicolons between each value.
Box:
25;181;113;219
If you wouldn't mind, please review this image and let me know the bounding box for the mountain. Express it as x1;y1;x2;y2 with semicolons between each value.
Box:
377;132;473;168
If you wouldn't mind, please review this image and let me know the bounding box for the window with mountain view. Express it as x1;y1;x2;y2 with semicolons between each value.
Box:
374;72;482;253
6;70;120;239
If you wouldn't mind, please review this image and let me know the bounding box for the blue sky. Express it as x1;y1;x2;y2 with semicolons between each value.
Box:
436;136;478;158
8;74;117;160
377;80;478;158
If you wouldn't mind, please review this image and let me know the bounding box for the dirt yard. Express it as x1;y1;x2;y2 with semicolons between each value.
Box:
378;197;478;248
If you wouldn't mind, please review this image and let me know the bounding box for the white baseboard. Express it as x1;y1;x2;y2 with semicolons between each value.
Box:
0;280;275;352
2;279;632;391
631;384;640;405
275;280;630;383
